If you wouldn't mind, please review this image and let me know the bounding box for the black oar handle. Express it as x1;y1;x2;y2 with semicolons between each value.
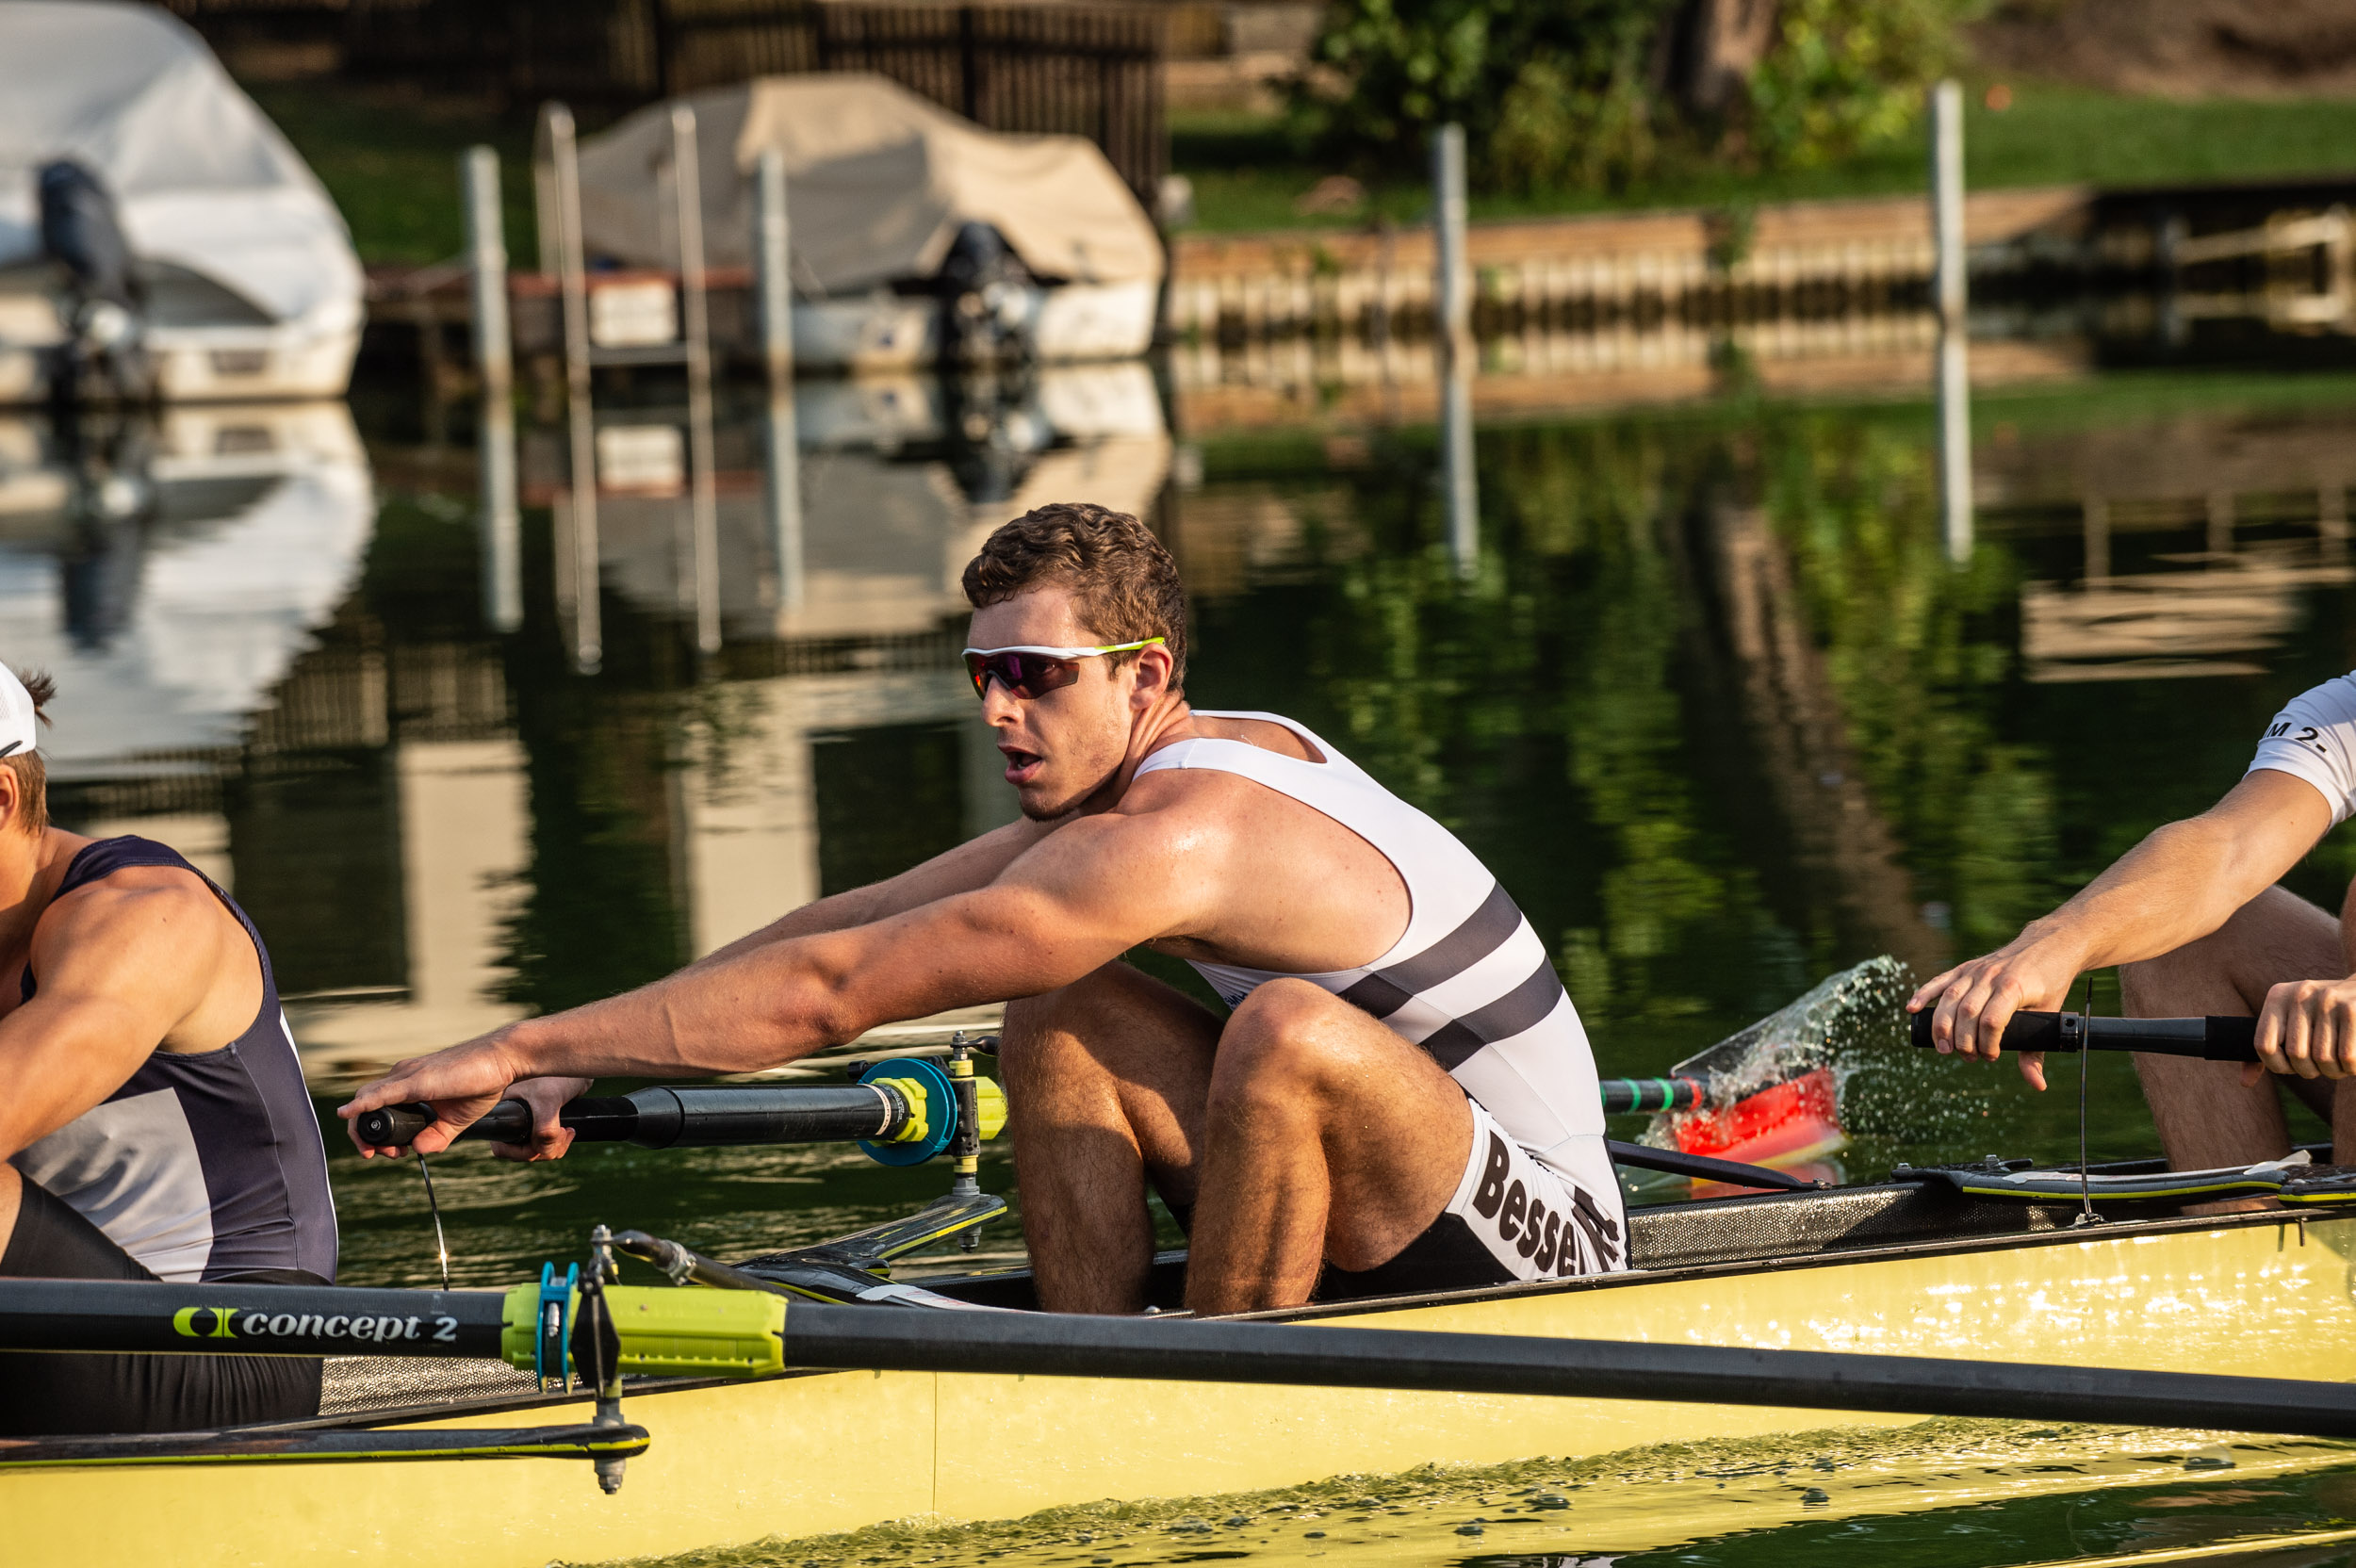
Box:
1909;1009;2258;1061
353;1084;907;1151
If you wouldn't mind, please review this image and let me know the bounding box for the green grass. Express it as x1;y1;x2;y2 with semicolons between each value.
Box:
244;74;2356;261
1173;80;2356;232
247;83;539;268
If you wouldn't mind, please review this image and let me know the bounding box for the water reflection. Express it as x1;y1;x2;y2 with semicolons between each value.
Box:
16;337;2356;1286
0;401;372;775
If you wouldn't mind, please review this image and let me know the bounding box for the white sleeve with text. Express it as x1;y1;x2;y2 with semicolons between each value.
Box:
2248;672;2356;826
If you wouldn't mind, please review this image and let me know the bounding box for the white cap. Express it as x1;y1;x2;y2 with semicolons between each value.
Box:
0;667;39;760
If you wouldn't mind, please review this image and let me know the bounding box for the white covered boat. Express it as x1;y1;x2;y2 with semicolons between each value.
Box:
0;2;364;404
570;75;1162;370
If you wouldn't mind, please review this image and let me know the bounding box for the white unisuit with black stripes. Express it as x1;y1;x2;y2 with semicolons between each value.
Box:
1135;710;1627;1275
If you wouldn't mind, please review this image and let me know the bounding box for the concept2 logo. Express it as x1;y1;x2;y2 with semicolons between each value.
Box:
169;1307;460;1344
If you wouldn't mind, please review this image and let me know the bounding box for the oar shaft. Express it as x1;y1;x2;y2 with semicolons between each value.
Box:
779;1302;2356;1439
0;1279;510;1360
1597;1075;1707;1114
354;1083;906;1150
1910;1010;2257;1061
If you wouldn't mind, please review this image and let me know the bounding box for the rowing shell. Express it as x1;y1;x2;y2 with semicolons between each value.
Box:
6;1179;2353;1568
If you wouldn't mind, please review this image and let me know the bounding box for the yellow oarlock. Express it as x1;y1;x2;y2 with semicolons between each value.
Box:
973;1076;1007;1141
499;1284;786;1380
873;1072;1007;1144
871;1076;931;1144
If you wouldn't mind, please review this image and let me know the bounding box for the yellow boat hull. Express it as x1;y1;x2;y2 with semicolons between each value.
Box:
7;1211;2353;1566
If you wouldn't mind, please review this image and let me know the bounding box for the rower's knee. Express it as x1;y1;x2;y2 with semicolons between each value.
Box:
1000;967;1117;1086
1213;980;1350;1109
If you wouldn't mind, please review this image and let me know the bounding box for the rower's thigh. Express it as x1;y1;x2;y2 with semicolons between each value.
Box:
1000;959;1224;1170
2123;885;2349;1152
1213;979;1472;1259
2120;884;2346;1018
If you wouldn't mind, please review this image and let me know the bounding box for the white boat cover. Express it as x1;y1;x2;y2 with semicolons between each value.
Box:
0;2;363;335
577;74;1162;293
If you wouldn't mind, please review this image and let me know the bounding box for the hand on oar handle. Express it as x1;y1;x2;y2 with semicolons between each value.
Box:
1907;948;2080;1090
2251;976;2356;1086
337;1031;588;1161
1908;1009;2261;1063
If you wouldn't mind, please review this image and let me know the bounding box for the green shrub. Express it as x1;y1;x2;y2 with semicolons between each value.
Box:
1290;0;1982;195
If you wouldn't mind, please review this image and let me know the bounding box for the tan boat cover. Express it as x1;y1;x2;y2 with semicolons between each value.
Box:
576;74;1161;293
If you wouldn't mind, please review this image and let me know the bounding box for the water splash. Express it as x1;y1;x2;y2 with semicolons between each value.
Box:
1640;956;1911;1152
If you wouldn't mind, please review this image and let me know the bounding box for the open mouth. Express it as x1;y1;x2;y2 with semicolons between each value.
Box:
999;745;1042;786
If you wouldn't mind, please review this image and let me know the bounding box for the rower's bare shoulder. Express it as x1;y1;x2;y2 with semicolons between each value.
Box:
37;864;246;967
1189;714;1323;762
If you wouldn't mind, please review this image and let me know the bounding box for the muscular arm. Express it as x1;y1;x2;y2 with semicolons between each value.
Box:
342;807;1213;1151
682;817;1051;970
1911;769;2332;1083
0;882;237;1161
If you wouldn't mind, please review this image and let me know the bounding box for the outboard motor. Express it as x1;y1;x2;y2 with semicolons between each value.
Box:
39;160;155;406
937;221;1033;367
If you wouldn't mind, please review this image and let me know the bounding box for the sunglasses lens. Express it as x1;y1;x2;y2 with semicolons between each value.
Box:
966;652;1080;700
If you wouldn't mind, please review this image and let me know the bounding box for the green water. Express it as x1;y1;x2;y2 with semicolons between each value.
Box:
283;364;2356;1289
24;342;2356;1562
614;1422;2356;1568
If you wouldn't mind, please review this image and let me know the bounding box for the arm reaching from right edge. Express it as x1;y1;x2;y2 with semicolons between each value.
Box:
1906;769;2332;1089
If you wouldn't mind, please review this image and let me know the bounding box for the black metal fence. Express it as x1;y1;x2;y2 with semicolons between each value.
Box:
158;0;1167;208
659;4;1166;204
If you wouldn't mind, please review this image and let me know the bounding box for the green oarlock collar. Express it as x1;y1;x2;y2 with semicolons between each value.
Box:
500;1283;787;1380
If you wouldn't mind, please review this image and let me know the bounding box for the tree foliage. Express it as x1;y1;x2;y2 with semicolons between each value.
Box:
1289;0;1982;194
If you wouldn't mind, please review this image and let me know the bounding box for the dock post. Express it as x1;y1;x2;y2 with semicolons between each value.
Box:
753;148;804;622
1432;124;1477;577
1929;79;1972;564
463;145;521;632
672;104;723;658
462;146;512;399
478;399;523;634
1441;344;1478;579
1432;123;1470;345
754;148;794;391
543;102;600;672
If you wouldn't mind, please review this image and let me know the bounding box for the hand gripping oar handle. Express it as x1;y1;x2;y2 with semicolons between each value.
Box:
1909;1009;2259;1061
353;1082;915;1150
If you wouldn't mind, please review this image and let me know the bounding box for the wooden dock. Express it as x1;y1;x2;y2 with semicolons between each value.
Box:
1165;188;2096;341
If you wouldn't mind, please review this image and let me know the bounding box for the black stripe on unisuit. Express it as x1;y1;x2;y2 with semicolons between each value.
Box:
1418;957;1569;1070
1335;882;1523;1019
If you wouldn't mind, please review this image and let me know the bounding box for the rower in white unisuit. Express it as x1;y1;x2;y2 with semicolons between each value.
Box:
1137;710;1627;1285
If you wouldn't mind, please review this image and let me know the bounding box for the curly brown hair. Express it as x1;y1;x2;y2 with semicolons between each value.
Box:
7;667;52;834
961;503;1188;689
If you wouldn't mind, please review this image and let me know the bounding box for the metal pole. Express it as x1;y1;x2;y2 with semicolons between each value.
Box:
763;391;804;625
673;104;722;658
1432;123;1469;346
1929;80;1972;564
1431;123;1475;576
1442;346;1477;579
479;397;522;633
753;148;794;392
462;146;511;400
547;102;600;672
751;147;802;625
1930;80;1965;331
